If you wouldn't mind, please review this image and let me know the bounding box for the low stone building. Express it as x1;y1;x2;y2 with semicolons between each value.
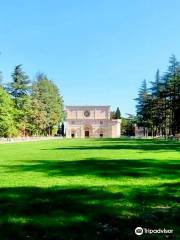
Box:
134;124;145;137
65;105;121;138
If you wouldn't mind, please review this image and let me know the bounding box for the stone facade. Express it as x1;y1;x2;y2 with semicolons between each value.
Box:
65;106;121;138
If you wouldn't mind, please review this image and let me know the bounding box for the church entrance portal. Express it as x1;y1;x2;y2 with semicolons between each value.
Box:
85;130;89;138
71;129;76;138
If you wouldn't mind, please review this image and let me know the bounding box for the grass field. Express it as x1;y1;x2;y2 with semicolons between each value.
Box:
0;138;179;240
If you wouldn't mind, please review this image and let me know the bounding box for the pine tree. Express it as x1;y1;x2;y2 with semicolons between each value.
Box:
9;65;31;100
175;66;180;133
166;55;179;135
115;107;121;119
150;69;164;136
135;55;180;138
7;65;31;136
136;79;152;136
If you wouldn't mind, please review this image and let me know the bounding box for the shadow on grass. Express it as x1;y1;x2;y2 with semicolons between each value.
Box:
48;144;180;152
42;138;180;152
3;158;180;180
0;183;179;240
1;139;179;239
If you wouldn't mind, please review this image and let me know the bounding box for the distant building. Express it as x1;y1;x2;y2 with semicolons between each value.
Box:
134;124;145;137
65;106;121;138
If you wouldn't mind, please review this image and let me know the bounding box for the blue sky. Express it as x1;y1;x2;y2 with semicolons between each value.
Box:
1;0;180;116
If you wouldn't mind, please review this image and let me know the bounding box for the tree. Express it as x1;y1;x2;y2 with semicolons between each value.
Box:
0;71;2;86
135;55;180;138
166;55;180;135
121;116;135;136
115;107;121;119
0;86;17;137
135;79;152;136
7;65;32;136
149;69;165;136
175;66;180;134
31;73;64;135
8;65;31;100
61;122;65;136
111;108;121;119
110;111;116;119
57;122;65;136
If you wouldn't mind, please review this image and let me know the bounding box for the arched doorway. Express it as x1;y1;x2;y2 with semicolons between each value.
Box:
100;132;103;137
99;128;104;138
84;125;92;138
85;130;89;137
71;129;76;138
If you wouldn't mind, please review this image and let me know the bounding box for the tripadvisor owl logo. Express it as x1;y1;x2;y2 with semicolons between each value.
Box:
135;227;143;235
135;227;174;236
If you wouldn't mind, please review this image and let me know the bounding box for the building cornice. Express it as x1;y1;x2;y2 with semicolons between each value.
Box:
65;105;110;108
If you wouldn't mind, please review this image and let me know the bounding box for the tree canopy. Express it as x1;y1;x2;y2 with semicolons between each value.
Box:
135;55;180;137
0;65;64;137
0;86;17;137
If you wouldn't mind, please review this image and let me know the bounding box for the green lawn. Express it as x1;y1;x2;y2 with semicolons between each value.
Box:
0;138;179;240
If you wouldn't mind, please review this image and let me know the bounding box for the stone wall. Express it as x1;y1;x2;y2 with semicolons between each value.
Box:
0;136;61;144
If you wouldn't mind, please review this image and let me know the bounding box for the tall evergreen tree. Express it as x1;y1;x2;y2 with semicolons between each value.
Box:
135;55;180;138
166;55;180;135
9;65;31;99
175;66;180;133
115;107;121;119
7;65;31;135
136;79;152;136
150;70;165;136
160;73;171;137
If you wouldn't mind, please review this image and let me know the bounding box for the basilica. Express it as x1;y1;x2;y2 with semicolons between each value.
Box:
65;105;121;138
